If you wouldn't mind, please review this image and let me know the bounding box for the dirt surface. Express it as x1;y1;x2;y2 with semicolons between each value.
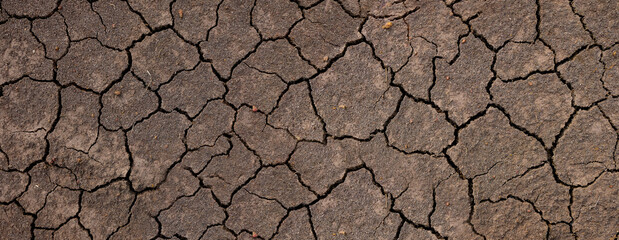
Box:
1;0;618;239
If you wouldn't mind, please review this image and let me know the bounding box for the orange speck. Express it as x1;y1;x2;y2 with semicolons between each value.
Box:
382;22;393;29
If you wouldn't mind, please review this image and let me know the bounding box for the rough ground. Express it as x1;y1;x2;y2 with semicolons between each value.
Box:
0;0;618;239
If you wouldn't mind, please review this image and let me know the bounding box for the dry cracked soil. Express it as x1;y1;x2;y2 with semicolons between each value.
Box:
0;0;618;239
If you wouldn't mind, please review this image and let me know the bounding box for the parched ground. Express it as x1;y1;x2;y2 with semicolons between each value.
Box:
0;0;618;239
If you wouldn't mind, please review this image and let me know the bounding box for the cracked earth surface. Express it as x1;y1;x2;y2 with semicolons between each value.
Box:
0;0;618;239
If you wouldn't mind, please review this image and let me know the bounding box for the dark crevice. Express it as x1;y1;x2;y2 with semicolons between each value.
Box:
1;1;615;239
567;0;597;46
305;206;319;240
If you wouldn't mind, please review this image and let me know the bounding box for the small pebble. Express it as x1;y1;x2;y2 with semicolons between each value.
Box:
252;106;258;112
252;232;258;238
462;38;466;43
114;90;121;96
446;76;450;80
382;22;393;29
528;81;533;86
323;56;329;62
178;9;183;18
445;202;450;206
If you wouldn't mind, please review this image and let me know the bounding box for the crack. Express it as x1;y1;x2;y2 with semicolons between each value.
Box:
546;106;580;187
491;103;547;148
305;81;329;144
89;1;108;34
208;0;225;42
499;162;547;189
1;0;615;238
75;190;94;240
28;20;58;64
153;186;202;231
467;179;487;239
107;189;138;238
534;0;541;41
291;0;325;10
479;195;553;237
331;0;362;18
305;206;319;240
427;174;451;228
1;0;62;20
389;208;446;239
192;136;233;176
243;188;287;210
270;210;290;239
498;69;557;83
594;47;614;97
567;0;597;46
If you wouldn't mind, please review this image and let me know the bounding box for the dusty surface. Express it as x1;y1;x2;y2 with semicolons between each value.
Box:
0;0;618;239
